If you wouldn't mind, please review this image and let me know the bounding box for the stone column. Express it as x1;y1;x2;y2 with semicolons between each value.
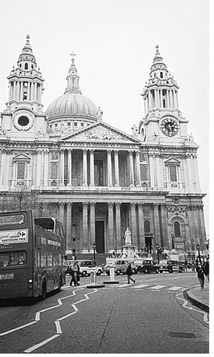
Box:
107;150;112;186
130;202;137;248
89;150;95;186
114;150;119;186
187;206;196;250
0;150;6;187
138;203;145;250
129;151;134;186
198;206;207;247
115;202;121;251
36;150;42;188
149;154;155;188
153;204;161;246
43;149;49;187
59;202;65;226
82;149;88;186
60;149;65;187
160;204;168;249
68;149;72;187
82;203;89;252
135;151;141;186
90;202;96;250
66;202;72;251
108;203;114;252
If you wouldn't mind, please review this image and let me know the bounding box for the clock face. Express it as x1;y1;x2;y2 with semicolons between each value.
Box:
160;117;179;136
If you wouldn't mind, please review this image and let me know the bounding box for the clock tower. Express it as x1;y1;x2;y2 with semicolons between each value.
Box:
139;45;189;145
0;35;46;140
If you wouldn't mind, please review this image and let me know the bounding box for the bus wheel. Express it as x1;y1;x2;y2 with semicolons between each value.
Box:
41;281;46;300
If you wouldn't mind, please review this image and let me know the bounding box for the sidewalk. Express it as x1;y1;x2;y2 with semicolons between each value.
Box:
184;283;209;312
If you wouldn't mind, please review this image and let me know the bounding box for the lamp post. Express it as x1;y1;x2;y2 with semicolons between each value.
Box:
93;243;96;265
156;244;160;264
196;244;201;264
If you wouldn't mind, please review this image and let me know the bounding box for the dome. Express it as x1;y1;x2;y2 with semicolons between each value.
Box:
45;54;100;123
45;92;98;121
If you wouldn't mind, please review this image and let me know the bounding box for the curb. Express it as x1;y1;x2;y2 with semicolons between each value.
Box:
183;288;209;313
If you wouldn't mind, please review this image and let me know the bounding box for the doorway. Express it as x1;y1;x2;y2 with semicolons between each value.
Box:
95;221;105;253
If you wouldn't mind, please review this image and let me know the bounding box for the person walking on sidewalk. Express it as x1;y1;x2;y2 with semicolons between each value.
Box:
196;264;205;290
202;257;209;282
126;263;135;284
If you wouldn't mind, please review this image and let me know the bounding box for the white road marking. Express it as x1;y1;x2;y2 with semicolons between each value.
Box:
0;321;38;336
176;292;209;324
168;286;182;291
148;285;165;290
23;289;97;353
132;284;149;289
117;283;131;288
24;334;60;353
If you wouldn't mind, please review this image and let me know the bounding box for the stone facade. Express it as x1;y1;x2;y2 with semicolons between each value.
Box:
0;38;207;255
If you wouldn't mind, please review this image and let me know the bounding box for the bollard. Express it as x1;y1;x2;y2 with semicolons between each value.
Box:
103;267;119;284
87;269;105;288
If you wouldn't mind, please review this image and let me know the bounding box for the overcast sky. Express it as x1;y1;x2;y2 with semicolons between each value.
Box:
0;0;209;234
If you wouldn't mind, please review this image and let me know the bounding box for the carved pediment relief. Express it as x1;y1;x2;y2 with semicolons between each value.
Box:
62;122;140;144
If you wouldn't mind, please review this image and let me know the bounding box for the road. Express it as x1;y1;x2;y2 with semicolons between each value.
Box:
0;272;209;353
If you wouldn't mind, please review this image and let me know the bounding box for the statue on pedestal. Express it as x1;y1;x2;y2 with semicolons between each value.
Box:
125;227;132;245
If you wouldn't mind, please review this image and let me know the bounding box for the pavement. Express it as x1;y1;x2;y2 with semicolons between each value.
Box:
184;281;209;312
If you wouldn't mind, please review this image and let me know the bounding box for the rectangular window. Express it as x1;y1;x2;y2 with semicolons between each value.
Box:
140;164;148;181
17;162;25;179
51;163;57;180
169;166;177;182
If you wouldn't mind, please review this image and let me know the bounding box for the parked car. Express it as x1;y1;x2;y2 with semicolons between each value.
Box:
167;260;185;273
105;260;137;275
138;260;159;274
64;259;103;276
159;259;169;273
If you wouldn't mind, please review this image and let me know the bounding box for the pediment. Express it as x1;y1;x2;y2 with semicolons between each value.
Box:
12;153;31;162
61;122;141;144
164;157;180;166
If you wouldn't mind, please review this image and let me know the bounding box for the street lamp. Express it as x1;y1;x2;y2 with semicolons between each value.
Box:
156;244;160;264
196;244;201;264
93;243;96;265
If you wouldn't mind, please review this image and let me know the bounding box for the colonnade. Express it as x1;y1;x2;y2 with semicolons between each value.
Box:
56;201;173;254
144;88;179;113
9;80;42;102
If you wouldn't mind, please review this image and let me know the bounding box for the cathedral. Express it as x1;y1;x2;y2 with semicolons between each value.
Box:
0;35;207;258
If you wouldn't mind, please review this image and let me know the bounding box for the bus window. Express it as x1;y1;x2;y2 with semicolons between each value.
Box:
0;251;26;267
34;217;55;231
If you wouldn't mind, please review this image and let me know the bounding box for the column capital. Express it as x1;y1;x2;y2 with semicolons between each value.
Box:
89;202;96;207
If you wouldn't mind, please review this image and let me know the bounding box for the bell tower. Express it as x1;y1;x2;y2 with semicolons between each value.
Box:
1;35;46;139
139;45;189;145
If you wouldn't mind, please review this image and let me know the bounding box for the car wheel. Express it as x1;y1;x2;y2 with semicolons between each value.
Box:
155;269;159;273
144;269;148;274
82;270;87;277
116;270;120;275
96;270;102;276
160;270;163;273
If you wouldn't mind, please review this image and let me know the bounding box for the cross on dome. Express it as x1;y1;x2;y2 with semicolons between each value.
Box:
70;52;76;64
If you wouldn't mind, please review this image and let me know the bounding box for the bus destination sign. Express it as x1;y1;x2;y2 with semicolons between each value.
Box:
0;229;28;245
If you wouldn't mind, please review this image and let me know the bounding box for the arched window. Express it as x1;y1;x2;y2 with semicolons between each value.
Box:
144;220;150;233
174;221;181;237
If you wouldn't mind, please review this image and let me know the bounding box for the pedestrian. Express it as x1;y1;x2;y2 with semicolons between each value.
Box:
196;264;205;290
126;263;135;284
202;258;209;282
73;260;80;286
67;265;75;286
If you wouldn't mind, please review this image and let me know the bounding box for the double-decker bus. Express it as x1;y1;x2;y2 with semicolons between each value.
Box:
0;210;66;300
